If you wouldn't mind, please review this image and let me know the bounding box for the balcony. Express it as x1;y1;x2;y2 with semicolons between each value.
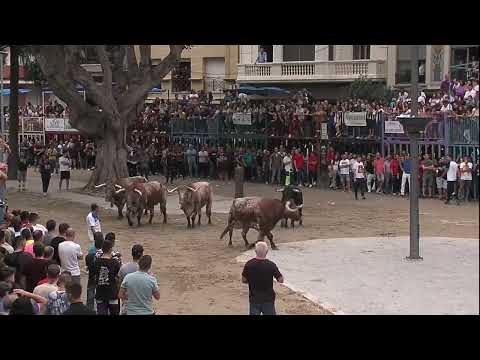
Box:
237;60;386;83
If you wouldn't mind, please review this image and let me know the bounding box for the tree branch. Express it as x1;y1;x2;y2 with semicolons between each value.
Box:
95;45;113;99
139;45;152;70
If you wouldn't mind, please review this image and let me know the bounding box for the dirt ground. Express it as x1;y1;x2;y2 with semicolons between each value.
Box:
6;171;479;315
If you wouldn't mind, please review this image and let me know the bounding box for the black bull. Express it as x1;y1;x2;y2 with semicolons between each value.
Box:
277;186;303;228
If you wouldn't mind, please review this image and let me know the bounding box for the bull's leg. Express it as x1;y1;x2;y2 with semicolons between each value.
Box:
266;231;278;250
299;209;303;226
291;219;295;229
137;212;142;227
243;227;253;249
281;218;287;228
228;228;233;247
144;208;148;217
148;207;154;224
197;210;201;226
127;214;133;227
161;204;167;224
187;217;191;228
117;205;124;219
206;201;212;225
191;214;196;228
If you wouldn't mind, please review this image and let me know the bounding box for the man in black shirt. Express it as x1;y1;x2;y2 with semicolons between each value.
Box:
241;242;284;315
63;282;95;315
50;223;69;266
4;236;33;289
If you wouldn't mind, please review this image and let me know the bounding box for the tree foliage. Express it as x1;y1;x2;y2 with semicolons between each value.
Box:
349;75;394;103
28;45;187;188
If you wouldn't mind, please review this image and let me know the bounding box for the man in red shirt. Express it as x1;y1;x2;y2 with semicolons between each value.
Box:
390;154;400;195
293;149;305;187
307;152;318;187
373;153;385;193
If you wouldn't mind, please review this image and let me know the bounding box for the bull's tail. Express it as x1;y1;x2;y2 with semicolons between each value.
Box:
220;207;234;240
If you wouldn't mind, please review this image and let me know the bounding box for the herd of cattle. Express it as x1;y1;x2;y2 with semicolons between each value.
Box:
95;176;304;249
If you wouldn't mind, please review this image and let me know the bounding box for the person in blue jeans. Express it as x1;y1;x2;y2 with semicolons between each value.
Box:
242;242;284;315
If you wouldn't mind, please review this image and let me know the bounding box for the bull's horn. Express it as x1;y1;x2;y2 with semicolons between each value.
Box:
114;184;123;189
285;201;298;212
167;186;182;193
134;189;143;197
95;183;107;189
297;204;303;209
292;188;301;193
276;188;285;192
143;177;148;182
185;186;198;192
115;188;126;195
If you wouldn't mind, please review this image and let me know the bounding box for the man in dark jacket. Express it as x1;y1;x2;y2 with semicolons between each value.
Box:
63;282;95;315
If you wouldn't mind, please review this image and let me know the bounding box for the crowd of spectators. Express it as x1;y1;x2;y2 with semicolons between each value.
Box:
0;208;161;315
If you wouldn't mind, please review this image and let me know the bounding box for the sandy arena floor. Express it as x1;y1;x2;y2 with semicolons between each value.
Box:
5;170;479;315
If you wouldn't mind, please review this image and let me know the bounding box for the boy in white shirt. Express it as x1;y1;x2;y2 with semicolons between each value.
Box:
58;152;71;191
86;203;101;242
352;155;366;200
445;155;459;205
459;156;473;202
338;154;350;192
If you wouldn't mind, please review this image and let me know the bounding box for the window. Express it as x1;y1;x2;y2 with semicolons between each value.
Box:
79;46;98;64
353;45;370;60
172;60;191;92
396;45;426;84
328;45;335;61
283;45;315;62
258;45;273;62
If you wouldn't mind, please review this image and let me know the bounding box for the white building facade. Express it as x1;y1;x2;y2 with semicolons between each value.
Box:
237;45;478;96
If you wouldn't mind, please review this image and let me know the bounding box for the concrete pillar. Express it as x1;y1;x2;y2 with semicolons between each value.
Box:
315;45;328;61
425;45;432;87
273;45;283;62
234;166;244;198
443;45;451;78
386;45;397;88
336;45;353;61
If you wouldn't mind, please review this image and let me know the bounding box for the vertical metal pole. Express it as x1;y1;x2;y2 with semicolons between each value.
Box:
380;112;385;157
407;45;422;261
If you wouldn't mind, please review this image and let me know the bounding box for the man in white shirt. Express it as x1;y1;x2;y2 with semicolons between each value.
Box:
283;152;293;186
58;228;83;284
352;155;366;200
86;203;101;242
459;156;473;202
198;147;209;179
338;154;350;192
58;152;71;191
445;155;459;205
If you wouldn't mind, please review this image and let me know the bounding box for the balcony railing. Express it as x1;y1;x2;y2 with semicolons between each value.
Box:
238;60;386;82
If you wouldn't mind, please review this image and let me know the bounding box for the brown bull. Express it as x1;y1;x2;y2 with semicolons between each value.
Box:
125;181;167;227
220;197;302;250
168;181;212;228
95;176;147;219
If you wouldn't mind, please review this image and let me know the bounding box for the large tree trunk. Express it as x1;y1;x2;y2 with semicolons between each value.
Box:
85;122;129;189
7;46;19;180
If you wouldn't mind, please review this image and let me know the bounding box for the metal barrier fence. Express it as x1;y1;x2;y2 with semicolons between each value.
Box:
447;116;479;145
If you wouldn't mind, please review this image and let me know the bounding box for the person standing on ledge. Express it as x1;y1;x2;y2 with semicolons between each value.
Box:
241;241;284;316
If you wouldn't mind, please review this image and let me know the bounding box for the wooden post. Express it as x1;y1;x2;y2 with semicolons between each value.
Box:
234;165;244;198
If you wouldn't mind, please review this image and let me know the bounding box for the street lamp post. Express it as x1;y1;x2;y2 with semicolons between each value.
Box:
398;45;429;261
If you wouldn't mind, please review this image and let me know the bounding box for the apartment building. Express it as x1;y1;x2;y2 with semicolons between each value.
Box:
237;45;478;97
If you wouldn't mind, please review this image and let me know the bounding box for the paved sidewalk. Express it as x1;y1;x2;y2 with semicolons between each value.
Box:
237;236;479;315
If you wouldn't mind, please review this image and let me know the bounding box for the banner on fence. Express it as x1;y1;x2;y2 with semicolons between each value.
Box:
44;118;65;132
344;112;367;127
232;112;252;126
64;119;79;132
321;123;328;140
384;120;405;134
